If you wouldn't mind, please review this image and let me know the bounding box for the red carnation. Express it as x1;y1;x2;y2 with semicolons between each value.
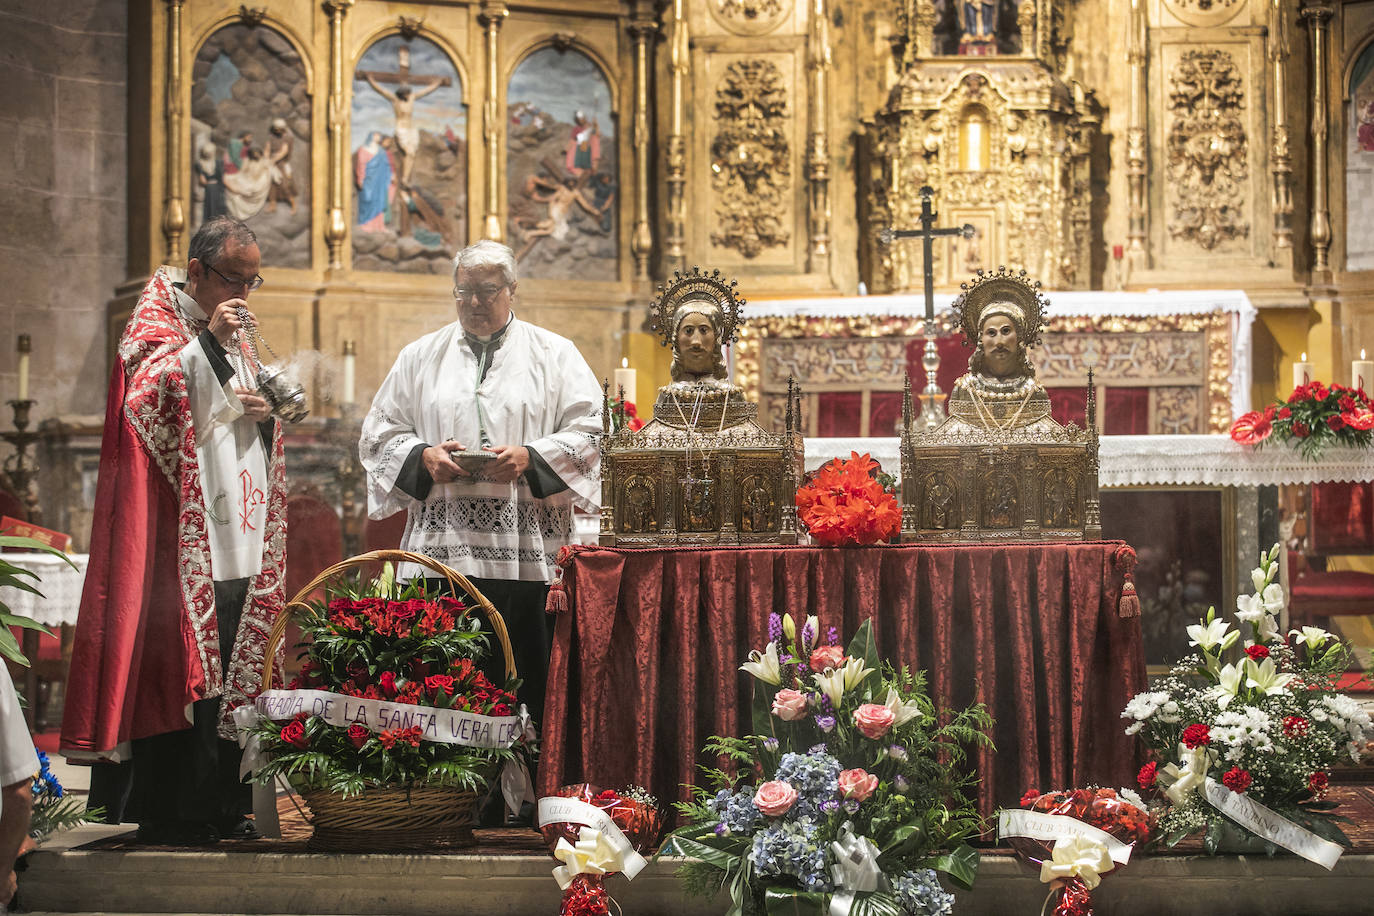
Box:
1277;406;1291;419
1020;788;1042;807
1244;644;1270;661
379;671;399;699
378;729;398;750
1292;421;1310;438
346;724;369;749
425;674;455;696
280;720;309;749
1137;761;1158;792
1328;414;1347;432
1283;715;1309;738
1222;766;1252;794
1309;772;1329;798
491;703;512;716
1181;723;1212;749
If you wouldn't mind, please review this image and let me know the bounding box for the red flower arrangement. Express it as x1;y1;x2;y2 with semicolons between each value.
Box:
607;396;645;433
537;784;663;916
795;452;901;546
1002;787;1152;916
1230;380;1374;458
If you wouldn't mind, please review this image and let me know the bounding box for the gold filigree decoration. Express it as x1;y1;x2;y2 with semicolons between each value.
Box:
710;0;790;37
736;311;1233;433
1166;49;1249;251
711;59;791;258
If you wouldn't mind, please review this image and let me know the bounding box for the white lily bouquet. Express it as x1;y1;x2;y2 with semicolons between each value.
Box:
1121;543;1370;865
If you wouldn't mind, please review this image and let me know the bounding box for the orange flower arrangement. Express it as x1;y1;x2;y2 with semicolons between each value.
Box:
795;452;901;547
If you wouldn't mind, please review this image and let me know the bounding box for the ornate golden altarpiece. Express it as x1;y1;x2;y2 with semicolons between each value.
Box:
899;268;1102;543
599;269;804;546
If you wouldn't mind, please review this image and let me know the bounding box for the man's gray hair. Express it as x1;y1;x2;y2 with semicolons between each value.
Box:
453;239;518;287
188;217;257;267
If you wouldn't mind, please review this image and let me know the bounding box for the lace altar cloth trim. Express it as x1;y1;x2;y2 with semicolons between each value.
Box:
747;290;1256;419
0;552;89;626
804;436;1374;487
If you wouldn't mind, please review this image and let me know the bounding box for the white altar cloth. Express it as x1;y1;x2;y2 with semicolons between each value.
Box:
751;289;1257;419
0;552;88;627
805;436;1374;488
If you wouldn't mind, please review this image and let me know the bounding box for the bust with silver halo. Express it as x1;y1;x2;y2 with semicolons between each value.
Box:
598;267;803;546
901;267;1101;543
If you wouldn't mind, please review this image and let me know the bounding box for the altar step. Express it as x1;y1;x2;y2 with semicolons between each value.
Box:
19;825;1374;916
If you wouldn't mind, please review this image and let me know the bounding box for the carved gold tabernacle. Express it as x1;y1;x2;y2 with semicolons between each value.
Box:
599;268;803;546
901;267;1101;543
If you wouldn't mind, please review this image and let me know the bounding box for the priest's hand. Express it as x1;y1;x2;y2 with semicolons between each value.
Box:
208;299;253;346
484;444;530;483
423;440;470;483
235;387;273;422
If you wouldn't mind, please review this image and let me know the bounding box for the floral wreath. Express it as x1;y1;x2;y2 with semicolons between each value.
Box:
953;266;1049;350
648;266;746;349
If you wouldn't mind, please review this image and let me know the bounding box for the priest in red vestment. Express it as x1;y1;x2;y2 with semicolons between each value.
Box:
61;217;287;845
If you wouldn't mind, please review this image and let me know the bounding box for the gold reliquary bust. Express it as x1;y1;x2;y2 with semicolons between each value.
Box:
901;267;1102;543
599;267;804;546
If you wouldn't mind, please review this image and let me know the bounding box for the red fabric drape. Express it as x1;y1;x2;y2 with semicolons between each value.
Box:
539;541;1145;817
1104;387;1149;436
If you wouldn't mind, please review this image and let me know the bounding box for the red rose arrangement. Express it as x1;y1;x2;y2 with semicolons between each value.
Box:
245;567;526;798
795;452;901;546
537;784;663;916
1230;380;1374;458
1001;787;1152;916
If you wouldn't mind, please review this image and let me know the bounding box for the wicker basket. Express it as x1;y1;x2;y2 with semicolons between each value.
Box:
261;549;517;852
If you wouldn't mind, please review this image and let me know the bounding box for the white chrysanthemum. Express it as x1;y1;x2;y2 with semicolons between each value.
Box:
1123;691;1171;721
1158;700;1181;723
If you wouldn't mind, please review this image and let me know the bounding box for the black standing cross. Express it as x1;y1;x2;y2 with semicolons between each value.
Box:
880;186;975;321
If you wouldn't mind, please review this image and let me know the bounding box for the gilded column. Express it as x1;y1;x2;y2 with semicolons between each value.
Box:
1125;0;1148;265
1302;2;1334;281
1270;0;1294;251
664;0;688;269
479;1;509;242
161;0;187;262
629;2;657;278
323;0;354;270
806;0;832;269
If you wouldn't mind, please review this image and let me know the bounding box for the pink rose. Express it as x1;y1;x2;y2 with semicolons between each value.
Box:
837;768;879;802
853;703;896;739
753;780;799;817
809;645;845;672
771;688;809;721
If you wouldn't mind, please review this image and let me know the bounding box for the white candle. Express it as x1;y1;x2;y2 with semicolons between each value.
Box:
16;334;30;401
1354;348;1372;392
1293;351;1312;390
613;357;636;404
342;340;356;406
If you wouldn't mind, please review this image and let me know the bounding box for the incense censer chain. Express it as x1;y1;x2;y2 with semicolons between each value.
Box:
236;306;309;423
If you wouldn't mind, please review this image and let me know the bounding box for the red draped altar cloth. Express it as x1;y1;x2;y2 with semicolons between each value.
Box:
538;541;1145;818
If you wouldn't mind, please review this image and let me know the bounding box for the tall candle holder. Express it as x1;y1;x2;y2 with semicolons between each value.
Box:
2;398;41;523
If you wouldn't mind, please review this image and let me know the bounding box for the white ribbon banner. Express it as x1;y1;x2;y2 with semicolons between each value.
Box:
254;688;521;749
829;821;884;916
1202;778;1343;870
537;797;648;882
997;810;1134;866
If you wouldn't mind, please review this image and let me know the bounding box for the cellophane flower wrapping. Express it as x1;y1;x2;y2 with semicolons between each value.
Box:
538;784;664;916
1007;787;1152;916
795;452;901;546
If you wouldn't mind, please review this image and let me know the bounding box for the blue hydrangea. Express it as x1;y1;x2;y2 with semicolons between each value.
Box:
892;869;954;916
709;787;762;834
773;750;840;819
750;816;832;892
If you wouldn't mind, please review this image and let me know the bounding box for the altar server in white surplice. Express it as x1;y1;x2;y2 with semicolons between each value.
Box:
359;238;601;737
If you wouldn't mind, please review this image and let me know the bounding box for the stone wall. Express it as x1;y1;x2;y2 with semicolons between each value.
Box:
0;0;127;419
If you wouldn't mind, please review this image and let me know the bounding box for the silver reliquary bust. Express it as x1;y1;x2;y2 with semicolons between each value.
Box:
599;267;804;546
901;267;1101;543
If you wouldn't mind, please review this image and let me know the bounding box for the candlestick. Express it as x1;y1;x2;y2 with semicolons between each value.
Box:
1293;352;1313;390
613;358;636;406
16;334;30;401
1354;348;1372;392
342;340;356;406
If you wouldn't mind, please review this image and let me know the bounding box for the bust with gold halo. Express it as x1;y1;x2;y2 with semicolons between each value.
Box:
599;267;802;546
901;267;1101;543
